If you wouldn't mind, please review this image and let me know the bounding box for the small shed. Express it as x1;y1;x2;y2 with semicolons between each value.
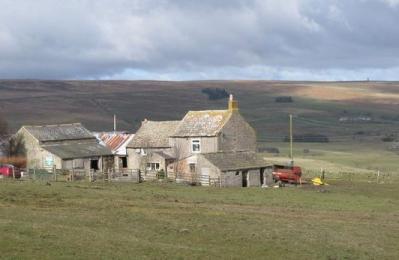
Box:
197;151;273;187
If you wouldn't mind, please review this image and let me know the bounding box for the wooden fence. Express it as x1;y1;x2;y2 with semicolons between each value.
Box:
17;168;140;183
3;167;398;185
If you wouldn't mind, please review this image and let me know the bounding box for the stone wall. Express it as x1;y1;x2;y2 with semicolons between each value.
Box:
218;112;257;152
221;171;242;187
169;136;218;159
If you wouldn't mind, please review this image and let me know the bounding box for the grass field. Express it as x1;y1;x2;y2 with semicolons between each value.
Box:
261;142;399;182
1;180;398;259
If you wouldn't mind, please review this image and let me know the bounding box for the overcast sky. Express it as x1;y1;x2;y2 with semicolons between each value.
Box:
0;0;399;80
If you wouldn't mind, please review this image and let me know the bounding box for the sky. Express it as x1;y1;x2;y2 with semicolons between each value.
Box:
0;0;399;81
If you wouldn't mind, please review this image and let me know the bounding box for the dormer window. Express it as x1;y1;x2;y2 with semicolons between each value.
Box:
191;139;201;153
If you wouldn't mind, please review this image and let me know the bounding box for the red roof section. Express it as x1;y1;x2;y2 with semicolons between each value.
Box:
98;132;134;152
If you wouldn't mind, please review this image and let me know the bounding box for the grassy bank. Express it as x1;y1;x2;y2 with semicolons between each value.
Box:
1;181;398;259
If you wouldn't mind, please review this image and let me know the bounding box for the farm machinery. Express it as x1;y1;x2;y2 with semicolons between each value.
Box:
272;164;302;185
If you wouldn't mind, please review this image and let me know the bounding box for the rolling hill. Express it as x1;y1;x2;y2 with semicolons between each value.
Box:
1;80;399;144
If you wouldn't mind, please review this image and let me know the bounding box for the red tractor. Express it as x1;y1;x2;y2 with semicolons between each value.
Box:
272;164;302;185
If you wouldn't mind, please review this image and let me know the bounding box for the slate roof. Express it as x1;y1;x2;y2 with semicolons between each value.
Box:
42;142;113;160
202;151;271;171
154;151;175;160
23;123;94;142
127;121;181;148
172;110;231;137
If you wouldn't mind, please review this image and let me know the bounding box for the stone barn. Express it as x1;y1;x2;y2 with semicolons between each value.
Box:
16;123;113;172
197;151;273;187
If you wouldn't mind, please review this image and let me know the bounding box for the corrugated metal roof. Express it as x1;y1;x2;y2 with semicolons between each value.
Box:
127;120;180;148
172;110;231;137
42;142;112;159
23;123;94;142
201;151;271;171
96;132;134;153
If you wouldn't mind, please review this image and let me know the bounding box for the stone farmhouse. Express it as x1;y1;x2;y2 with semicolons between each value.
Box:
16;123;113;172
127;95;272;187
126;120;180;180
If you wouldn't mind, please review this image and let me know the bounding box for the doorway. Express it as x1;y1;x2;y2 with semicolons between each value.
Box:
260;168;265;186
120;157;128;168
90;159;99;171
242;170;248;187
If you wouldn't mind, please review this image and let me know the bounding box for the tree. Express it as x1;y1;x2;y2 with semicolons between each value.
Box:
0;113;26;158
7;134;26;157
0;113;9;156
171;140;184;180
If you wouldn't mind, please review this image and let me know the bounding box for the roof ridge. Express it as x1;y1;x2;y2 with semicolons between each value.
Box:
187;109;228;113
23;122;82;128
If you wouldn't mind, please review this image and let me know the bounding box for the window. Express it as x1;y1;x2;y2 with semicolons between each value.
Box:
189;163;196;173
191;139;201;153
146;163;160;171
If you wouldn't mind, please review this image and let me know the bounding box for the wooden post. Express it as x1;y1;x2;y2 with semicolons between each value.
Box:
377;170;380;184
53;165;57;181
289;114;293;164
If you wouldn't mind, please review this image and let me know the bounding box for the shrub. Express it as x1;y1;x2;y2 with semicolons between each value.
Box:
0;156;27;168
157;169;166;179
275;96;293;103
258;147;280;154
284;134;329;143
201;88;229;100
381;135;396;142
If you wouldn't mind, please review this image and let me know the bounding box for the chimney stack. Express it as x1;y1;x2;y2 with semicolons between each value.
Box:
228;94;239;111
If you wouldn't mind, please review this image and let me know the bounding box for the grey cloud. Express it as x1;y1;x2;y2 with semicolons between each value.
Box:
0;0;398;79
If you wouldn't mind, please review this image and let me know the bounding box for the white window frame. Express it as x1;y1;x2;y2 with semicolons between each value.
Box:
191;139;201;153
147;162;160;171
146;163;152;171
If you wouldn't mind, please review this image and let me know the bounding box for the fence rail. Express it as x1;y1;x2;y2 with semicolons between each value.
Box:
2;167;398;185
13;168;140;183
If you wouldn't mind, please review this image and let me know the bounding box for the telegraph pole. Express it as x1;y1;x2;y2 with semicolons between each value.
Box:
113;114;117;132
289;114;293;166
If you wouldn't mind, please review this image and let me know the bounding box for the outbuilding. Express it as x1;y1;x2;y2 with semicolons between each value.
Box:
196;151;273;187
16;123;113;172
